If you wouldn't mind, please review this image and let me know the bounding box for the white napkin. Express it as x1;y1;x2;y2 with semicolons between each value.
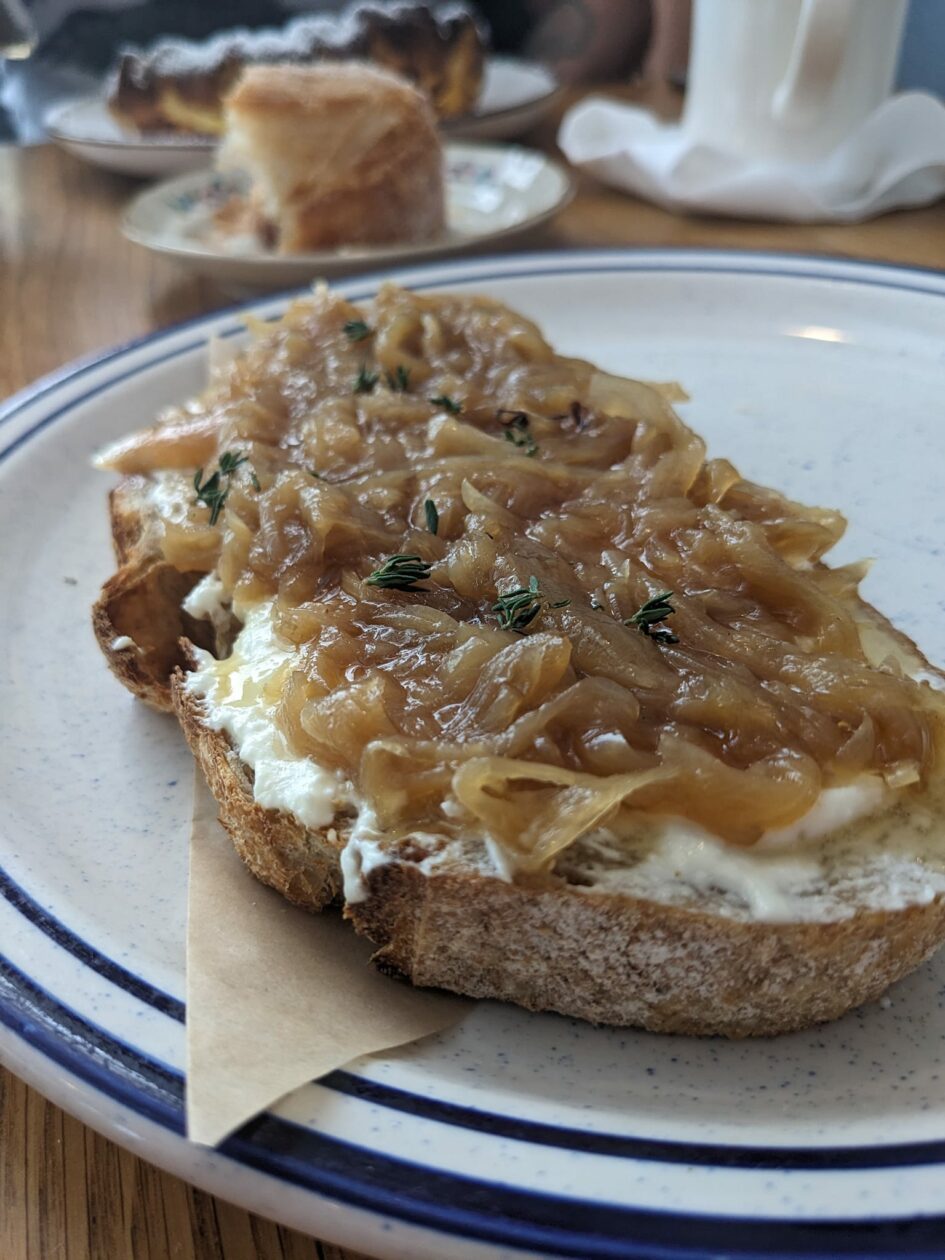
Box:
558;91;945;222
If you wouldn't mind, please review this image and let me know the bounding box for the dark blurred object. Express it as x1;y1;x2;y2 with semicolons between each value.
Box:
108;1;486;135
475;0;651;84
644;0;690;89
0;0;36;59
897;0;945;97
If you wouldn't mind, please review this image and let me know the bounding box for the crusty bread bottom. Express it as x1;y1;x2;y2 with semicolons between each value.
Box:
174;677;346;912
172;681;945;1037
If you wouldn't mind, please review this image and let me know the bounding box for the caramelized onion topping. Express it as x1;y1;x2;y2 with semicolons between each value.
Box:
128;284;944;861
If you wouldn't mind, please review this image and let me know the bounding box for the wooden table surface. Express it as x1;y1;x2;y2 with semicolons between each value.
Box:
2;84;944;1260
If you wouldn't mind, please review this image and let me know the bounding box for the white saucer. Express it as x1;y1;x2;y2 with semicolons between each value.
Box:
44;97;215;178
121;142;574;290
445;56;561;141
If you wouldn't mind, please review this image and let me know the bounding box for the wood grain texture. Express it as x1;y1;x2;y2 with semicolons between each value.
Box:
1;79;944;1260
1;1072;372;1260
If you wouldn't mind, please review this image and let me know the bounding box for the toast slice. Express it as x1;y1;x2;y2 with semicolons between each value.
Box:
95;282;945;1035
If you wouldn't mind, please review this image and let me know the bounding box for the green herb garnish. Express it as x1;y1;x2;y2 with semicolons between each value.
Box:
386;365;411;392
193;449;249;525
366;554;432;590
492;576;570;633
429;394;462;414
626;591;678;644
249;469;261;491
424;499;439;535
218;450;248;476
308;467;323;480
343;319;372;342
354;365;379;394
499;410;538;457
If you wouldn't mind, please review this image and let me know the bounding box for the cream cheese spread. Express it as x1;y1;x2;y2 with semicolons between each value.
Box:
184;600;346;831
184;598;945;921
182;570;232;642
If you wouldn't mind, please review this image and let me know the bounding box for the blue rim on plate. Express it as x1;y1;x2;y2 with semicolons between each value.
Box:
2;248;945;1260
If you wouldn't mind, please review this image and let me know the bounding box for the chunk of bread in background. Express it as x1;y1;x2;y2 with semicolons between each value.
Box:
219;61;446;253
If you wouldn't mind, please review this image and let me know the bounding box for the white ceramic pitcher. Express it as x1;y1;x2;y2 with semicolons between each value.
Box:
682;0;908;161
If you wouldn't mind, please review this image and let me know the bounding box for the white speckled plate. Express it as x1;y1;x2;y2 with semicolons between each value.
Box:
122;144;574;291
2;250;945;1260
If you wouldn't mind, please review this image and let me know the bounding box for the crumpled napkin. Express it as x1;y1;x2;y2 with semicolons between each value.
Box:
558;90;945;222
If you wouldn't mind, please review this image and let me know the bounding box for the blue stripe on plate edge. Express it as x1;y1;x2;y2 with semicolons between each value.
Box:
2;951;945;1260
8;789;945;1174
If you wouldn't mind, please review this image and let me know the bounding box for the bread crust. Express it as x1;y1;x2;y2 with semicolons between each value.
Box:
171;671;945;1036
348;861;945;1036
92;477;214;711
174;679;346;911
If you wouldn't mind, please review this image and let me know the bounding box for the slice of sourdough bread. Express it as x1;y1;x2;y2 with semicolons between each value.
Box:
97;473;945;1036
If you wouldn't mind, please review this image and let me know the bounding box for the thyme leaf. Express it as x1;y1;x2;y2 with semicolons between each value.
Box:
499;409;538;457
386;364;411;392
193;449;251;525
424;499;439;535
492;575;570;633
366;554;432;590
343;319;372;341
626;591;679;644
429;394;462;414
353;365;379;394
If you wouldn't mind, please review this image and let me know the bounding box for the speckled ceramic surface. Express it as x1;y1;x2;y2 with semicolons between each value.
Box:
122;144;574;291
2;250;945;1260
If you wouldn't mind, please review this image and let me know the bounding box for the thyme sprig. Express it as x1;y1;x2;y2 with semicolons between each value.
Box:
429;393;462;414
353;364;379;394
626;591;679;645
366;554;432;590
193;449;250;526
343;319;372;341
493;575;570;633
499;409;538;457
424;499;439;535
386;364;411;392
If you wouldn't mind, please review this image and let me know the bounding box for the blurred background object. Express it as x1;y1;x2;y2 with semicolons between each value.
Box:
558;0;945;223
898;0;945;97
0;0;36;59
2;0;944;146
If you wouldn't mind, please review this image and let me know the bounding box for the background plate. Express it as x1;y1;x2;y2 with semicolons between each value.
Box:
122;143;574;290
2;250;945;1260
44;58;560;177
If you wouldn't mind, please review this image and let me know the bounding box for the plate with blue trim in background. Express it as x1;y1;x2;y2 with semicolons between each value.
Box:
2;248;945;1260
